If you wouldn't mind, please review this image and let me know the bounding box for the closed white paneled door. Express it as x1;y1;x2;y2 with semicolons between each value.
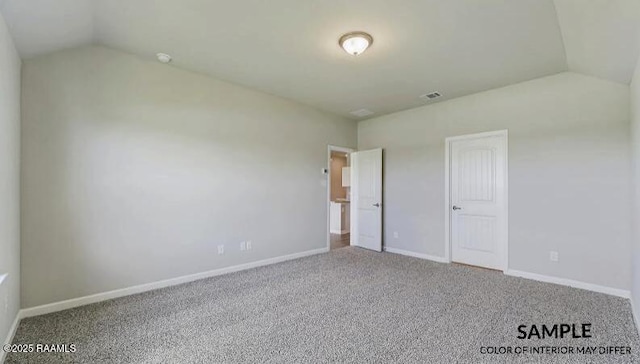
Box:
450;132;507;270
351;148;383;252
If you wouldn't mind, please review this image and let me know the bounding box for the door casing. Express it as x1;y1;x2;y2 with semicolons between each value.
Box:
444;130;509;271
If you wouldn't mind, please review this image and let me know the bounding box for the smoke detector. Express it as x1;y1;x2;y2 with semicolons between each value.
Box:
350;109;375;118
156;53;172;64
420;92;442;100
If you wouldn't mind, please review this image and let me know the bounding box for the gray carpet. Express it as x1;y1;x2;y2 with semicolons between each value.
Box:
6;247;640;363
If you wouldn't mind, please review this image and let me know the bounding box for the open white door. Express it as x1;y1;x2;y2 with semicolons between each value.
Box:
350;148;382;252
449;131;507;271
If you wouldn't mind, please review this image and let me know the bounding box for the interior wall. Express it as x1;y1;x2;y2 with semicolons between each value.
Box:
359;72;631;290
21;45;357;308
330;153;347;201
631;51;640;317
0;12;21;343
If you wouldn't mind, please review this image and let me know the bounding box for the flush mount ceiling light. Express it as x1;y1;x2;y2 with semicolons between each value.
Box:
156;53;172;64
339;32;373;56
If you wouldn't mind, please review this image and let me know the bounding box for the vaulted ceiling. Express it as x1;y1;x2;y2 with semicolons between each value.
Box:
1;0;639;119
554;0;640;85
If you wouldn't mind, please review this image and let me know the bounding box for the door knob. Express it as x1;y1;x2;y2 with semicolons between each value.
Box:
452;206;462;211
373;203;381;207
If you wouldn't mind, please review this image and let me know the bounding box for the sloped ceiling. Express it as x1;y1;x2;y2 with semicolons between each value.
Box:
554;0;640;85
0;0;638;119
0;0;92;57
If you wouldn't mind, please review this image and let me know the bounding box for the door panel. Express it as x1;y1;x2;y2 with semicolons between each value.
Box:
459;148;495;202
450;134;506;270
351;149;382;252
457;215;496;253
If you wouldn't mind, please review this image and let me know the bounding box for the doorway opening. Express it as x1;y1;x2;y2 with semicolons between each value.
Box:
327;146;354;250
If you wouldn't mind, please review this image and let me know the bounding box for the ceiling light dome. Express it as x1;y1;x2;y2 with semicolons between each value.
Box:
339;32;373;56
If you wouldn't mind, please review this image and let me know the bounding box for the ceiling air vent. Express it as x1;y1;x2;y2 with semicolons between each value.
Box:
420;92;442;100
350;109;375;117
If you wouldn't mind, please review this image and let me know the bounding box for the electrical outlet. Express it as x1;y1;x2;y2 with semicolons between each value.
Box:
393;232;399;239
550;251;559;262
240;241;246;251
217;245;224;255
246;241;252;250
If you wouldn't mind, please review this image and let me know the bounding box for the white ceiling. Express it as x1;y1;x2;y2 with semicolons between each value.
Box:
554;0;640;85
0;0;92;57
1;1;638;119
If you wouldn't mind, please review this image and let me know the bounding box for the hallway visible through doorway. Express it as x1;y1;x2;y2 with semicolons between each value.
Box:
328;147;352;250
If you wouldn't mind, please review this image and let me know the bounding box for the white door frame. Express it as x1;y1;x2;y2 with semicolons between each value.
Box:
327;145;355;250
444;130;509;271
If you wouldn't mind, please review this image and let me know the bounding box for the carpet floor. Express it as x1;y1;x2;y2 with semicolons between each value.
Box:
6;247;639;363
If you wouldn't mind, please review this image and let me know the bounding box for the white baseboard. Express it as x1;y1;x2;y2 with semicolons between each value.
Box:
381;248;630;299
505;269;630;299
383;247;449;264
20;247;329;319
631;296;640;337
1;312;21;363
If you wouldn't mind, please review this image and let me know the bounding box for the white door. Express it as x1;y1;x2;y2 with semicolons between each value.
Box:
450;132;507;270
351;148;383;252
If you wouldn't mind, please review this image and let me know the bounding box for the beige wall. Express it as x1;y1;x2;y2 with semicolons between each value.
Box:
0;12;21;345
359;72;631;290
330;153;347;201
21;46;357;308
